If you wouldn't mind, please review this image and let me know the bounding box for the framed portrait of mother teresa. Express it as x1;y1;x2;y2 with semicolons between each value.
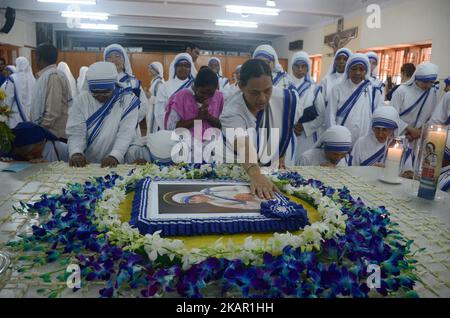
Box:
157;182;262;215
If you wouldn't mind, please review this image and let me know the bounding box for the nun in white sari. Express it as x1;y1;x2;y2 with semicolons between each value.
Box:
391;62;439;172
430;76;450;126
349;106;406;166
366;51;385;97
66;62;140;166
290;51;326;161
125;130;179;164
320;48;352;108
154;53;196;131
220;82;302;167
253;44;295;90
1;57;35;128
77;66;89;93
298;125;352;167
57;62;78;99
328;53;383;145
223;64;242;102
437;136;450;193
104;44;150;133
147;62;165;134
208;57;229;91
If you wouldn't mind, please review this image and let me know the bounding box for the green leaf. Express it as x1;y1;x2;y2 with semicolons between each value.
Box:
37;288;47;294
48;291;59;298
39;273;52;283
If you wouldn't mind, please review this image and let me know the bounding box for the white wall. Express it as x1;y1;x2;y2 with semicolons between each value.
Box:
0;18;36;62
273;0;450;80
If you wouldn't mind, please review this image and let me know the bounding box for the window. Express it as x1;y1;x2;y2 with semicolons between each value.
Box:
310;55;322;83
361;43;432;85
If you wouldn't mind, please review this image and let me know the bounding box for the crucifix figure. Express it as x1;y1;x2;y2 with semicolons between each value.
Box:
324;18;358;54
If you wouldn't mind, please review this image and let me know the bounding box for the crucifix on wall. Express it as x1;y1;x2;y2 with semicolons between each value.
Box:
324;18;358;55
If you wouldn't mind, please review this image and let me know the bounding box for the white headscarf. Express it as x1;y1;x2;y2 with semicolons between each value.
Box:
103;44;133;75
149;61;164;79
10;57;35;114
5;65;16;74
253;44;283;73
57;62;78;97
147;130;178;162
169;53;196;79
371;106;400;135
208;57;223;76
83;61;118;92
366;51;379;78
345;53;371;80
77;66;89;92
404;62;439;86
290;51;312;83
314;125;352;153
326;48;352;76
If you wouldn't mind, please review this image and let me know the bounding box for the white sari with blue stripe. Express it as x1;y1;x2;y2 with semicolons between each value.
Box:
66;87;140;164
392;82;439;172
293;78;326;161
1;77;28;128
328;79;381;145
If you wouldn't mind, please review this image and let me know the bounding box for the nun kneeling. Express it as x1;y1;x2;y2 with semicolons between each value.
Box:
298;125;352;167
349;106;404;167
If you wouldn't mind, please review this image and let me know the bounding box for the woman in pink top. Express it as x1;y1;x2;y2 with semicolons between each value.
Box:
164;67;223;139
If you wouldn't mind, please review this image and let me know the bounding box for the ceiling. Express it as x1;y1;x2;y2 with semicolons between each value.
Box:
2;0;393;52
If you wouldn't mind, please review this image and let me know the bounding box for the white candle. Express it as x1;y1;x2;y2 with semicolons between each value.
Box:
384;142;403;182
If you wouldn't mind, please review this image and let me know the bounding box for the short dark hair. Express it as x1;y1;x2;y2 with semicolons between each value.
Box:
194;67;218;88
185;42;199;51
401;63;416;78
36;43;58;65
239;59;272;87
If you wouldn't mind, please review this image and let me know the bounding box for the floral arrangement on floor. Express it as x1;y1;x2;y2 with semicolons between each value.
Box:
5;163;421;298
0;88;14;153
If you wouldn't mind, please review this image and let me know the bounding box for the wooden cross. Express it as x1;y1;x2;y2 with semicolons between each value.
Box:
324;18;358;55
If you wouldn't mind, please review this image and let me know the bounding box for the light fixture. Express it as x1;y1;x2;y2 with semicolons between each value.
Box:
61;11;109;20
266;0;276;7
225;5;280;16
78;23;118;30
215;19;258;28
37;0;97;4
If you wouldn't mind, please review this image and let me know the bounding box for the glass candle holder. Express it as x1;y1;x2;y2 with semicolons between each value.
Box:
416;124;449;200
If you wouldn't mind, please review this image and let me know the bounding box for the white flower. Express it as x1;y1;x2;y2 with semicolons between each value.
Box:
0;114;7;123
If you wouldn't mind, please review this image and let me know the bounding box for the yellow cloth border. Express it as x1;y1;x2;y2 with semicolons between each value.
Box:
118;192;320;250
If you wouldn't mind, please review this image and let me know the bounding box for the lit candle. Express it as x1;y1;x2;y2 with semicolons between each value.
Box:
384;141;403;182
418;126;448;200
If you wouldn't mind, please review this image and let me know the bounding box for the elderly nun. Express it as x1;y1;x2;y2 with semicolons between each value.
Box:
366;51;385;98
208;57;229;91
253;44;295;90
66;61;140;168
1;57;36;128
327;53;384;145
147;61;165;134
104;44;150;136
320;48;352;107
290;51;326;160
154;53;196;131
391;62;439;173
57;61;78;99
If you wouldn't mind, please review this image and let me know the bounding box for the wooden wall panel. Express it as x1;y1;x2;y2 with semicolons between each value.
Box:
33;52;288;89
129;52;164;91
57;52;101;78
